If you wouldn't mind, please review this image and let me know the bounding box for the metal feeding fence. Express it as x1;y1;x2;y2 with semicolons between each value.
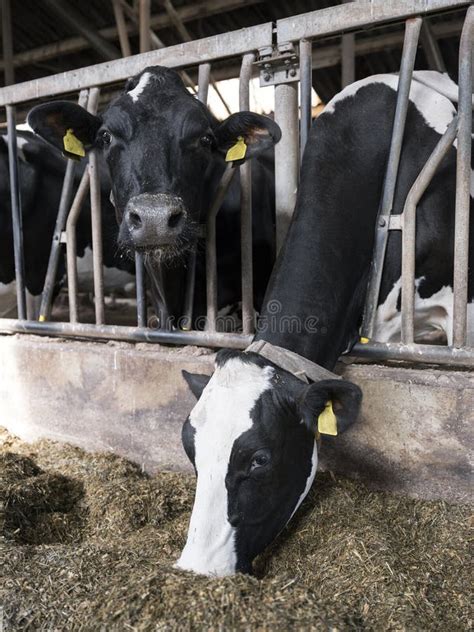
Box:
0;0;472;367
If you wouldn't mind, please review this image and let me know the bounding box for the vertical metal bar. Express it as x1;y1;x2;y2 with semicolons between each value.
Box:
182;62;211;331
361;17;422;340
299;38;312;161
401;117;458;343
39;89;89;322
452;6;473;348
1;0;14;86
112;0;132;57
420;20;446;73
274;81;299;252
239;53;255;334
66;170;90;323
341;33;355;87
139;0;151;54
86;87;105;325
206;166;237;332
135;251;147;327
6;105;26;319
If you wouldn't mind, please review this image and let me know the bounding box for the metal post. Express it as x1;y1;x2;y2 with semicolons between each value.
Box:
239;53;255;334
135;251;147;327
420;20;446;72
341;33;355;87
361;17;422;339
85;87;105;325
39;89;89;322
452;6;473;348
182;62;211;331
139;0;151;53
66;170;91;323
1;0;14;86
274;81;299;252
401;117;458;343
112;0;132;58
299;38;312;161
206;165;238;331
6;106;26;319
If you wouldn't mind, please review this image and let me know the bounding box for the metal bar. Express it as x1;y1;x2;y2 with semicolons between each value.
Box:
401;117;458;343
1;0;14;86
0;318;253;350
277;0;470;43
0;23;273;106
182;62;212;331
240;53;255;335
6;106;26;319
112;0;132;58
420;20;446;72
349;340;474;368
341;0;355;88
452;5;474;348
139;0;151;54
361;17;422;340
274;81;299;252
66;170;91;323
39;90;89;322
42;0;121;60
206;165;238;332
135;251;147;327
299;38;312;161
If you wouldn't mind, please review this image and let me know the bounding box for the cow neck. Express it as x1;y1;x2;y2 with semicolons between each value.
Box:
255;113;384;371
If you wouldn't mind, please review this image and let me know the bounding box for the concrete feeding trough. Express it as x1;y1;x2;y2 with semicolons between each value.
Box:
1;334;472;503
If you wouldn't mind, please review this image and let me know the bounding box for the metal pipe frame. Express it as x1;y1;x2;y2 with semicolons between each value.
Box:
6;105;26;319
112;0;132;58
452;5;473;348
361;17;422;339
0;318;252;350
182;62;211;331
274;81;299;252
134;251;147;327
239;53;256;335
1;0;14;86
206;165;238;332
139;0;151;54
66;170;91;323
39;89;89;322
299;38;312;161
400;117;458;343
350;340;474;369
420;20;446;72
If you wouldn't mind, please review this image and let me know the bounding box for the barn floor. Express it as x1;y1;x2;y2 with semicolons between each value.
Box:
1;428;472;631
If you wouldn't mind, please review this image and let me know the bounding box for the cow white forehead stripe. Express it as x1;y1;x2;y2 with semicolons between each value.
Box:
127;71;152;103
176;358;274;576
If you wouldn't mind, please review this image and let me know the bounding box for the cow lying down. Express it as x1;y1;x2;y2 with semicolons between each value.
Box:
177;70;472;576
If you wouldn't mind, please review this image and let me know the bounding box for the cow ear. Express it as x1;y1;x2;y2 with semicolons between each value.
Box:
182;370;211;399
27;101;101;160
214;112;281;162
299;379;362;436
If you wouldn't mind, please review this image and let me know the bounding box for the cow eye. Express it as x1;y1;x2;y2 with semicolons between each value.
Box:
99;130;112;146
199;134;213;149
250;449;271;471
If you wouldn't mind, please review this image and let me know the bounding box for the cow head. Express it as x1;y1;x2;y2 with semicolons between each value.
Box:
27;66;281;262
177;349;362;576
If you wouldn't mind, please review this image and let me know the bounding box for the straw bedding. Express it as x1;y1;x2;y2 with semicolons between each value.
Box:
1;427;472;631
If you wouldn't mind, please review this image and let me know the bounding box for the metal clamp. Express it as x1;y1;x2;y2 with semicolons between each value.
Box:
257;43;299;87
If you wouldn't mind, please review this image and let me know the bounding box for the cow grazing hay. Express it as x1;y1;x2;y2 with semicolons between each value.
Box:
1;427;471;630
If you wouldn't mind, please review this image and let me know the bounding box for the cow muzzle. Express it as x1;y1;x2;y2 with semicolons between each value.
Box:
124;193;187;249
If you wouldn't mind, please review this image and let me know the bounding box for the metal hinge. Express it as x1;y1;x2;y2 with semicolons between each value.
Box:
256;43;299;87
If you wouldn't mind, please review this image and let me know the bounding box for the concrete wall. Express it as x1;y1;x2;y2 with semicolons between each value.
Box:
0;334;472;502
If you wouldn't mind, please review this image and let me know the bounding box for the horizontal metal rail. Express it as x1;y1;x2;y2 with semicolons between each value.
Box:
0;319;252;349
350;340;474;368
277;0;471;43
0;23;273;106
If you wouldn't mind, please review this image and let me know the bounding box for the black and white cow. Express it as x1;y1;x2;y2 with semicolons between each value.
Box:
177;70;473;576
0;130;135;318
28;66;280;322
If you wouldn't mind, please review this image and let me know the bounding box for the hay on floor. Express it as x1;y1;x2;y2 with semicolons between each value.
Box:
1;428;472;631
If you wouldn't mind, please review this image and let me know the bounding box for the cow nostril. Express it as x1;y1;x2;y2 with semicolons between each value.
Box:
128;211;142;230
168;209;184;229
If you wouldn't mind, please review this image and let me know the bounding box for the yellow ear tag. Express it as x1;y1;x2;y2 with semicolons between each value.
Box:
360;337;369;344
225;136;247;162
63;128;85;158
317;401;338;436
